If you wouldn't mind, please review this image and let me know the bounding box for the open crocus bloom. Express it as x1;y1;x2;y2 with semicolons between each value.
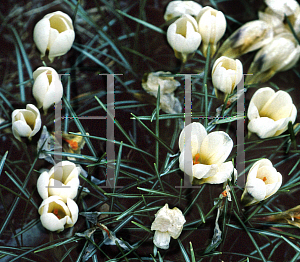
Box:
164;1;202;21
37;161;80;202
38;196;78;232
241;159;282;206
33;11;75;62
12;104;41;142
167;14;201;63
151;204;186;249
247;87;297;138
32;67;63;113
179;122;235;184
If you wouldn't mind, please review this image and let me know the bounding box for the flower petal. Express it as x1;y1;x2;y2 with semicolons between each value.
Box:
37;171;50;200
33;18;50;56
199;131;233;165
40;213;66;232
192;163;218;179
199;161;234;184
153;231;171;249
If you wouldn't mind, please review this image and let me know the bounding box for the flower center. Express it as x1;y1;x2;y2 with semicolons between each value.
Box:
262;177;267;182
193;153;200;165
53;208;61;219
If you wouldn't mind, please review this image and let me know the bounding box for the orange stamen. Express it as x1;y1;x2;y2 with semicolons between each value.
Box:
53;208;61;219
193;153;200;165
63;138;78;150
221;190;227;197
262;177;267;182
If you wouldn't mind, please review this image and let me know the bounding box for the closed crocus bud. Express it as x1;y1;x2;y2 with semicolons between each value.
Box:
12;104;41;142
216;20;273;59
38;196;78;232
245;32;300;84
164;1;202;21
241;159;282;206
151;204;186;249
167;14;202;63
33;11;75;62
247;87;297;138
37;161;80;202
212;56;243;101
179;122;236;184
32;67;63;113
265;0;299;17
197;6;226;57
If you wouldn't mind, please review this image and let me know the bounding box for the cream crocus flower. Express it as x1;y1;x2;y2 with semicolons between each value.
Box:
12;104;41;142
247;87;297;138
164;1;202;21
212;56;243;101
265;0;299;16
241;159;282;206
151;204;186;249
216;20;273;59
179;122;235;184
38;196;78;232
196;6;226;57
33;11;75;62
167;14;201;63
37;161;80;203
32;67;63;113
245;32;300;84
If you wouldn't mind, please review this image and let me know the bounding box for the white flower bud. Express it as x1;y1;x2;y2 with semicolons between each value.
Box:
212;56;243;100
12;104;41;142
32;67;63;113
37;161;80;203
179;122;236;184
151;204;186;249
247;87;297;138
33;11;75;62
197;6;226;57
164;1;202;21
38;196;78;232
167;14;201;63
245;32;300;84
216;20;273;59
241;159;282;206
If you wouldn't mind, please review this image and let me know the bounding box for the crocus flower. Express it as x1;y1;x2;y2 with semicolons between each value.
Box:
179;122;235;184
164;1;202;21
32;67;63;113
33;11;75;62
245;32;300;84
37;161;80;202
247;87;297;138
241;159;282;206
212;56;243;101
151;204;186;249
216;20;273;59
38;196;78;232
167;14;201;63
12;104;41;142
265;0;299;17
196;6;226;57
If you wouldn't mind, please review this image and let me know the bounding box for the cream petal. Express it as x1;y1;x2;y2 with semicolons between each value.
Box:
64;166;80;184
66;198;79;225
40;213;66;232
260;90;293;121
32;72;49;109
48;29;75;58
153;231;171;249
179;149;193;177
12;121;32;139
200;161;234;184
265;174;282;197
37;171;50;200
199;131;233;165
245;178;266;202
192;163;218;179
48;28;59;49
33;18;50;55
178;122;207;154
248;87;275;117
248;117;278;138
198;10;212;43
